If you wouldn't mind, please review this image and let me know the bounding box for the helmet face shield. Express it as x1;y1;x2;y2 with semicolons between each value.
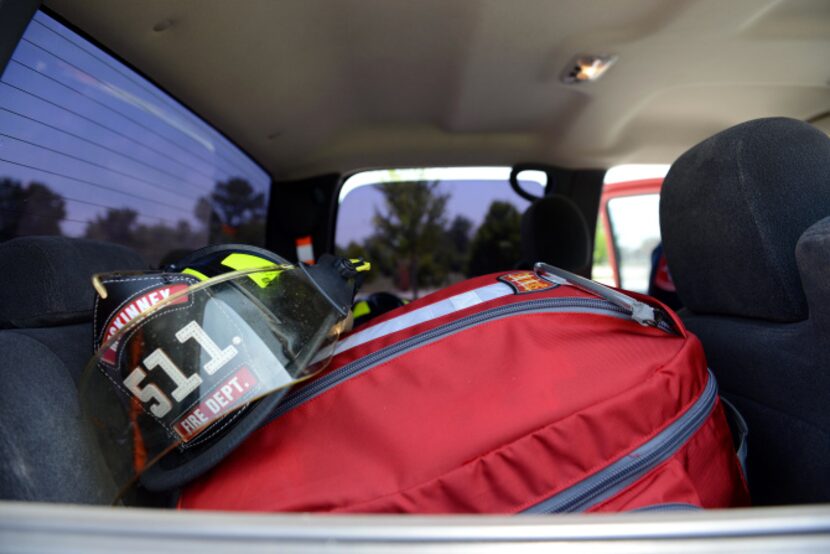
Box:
81;266;346;499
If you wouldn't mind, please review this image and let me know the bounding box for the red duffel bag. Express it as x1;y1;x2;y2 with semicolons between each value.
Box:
179;264;750;513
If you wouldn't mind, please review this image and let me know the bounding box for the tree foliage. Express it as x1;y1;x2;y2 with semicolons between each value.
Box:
83;178;266;264
0;178;66;240
593;220;608;265
467;201;522;276
203;178;267;246
84;208;201;265
368;181;450;298
343;181;528;295
445;215;473;273
0;174;267;265
210;178;265;228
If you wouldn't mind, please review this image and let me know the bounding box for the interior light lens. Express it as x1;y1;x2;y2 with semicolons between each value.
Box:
562;55;618;84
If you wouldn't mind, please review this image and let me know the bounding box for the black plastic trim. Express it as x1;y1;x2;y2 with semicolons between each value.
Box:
0;0;40;79
509;164;547;201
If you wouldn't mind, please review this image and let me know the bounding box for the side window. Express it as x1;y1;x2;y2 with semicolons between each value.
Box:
336;168;544;298
605;193;661;292
591;219;615;287
592;167;668;293
0;11;270;265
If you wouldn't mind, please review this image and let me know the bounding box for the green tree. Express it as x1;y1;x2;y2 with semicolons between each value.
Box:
593;221;608;266
0;179;66;239
85;208;139;245
196;178;266;246
210;178;265;228
16;183;66;237
370;181;449;298
194;196;221;239
0;178;27;240
85;208;204;265
467;201;522;276
132;219;203;265
445;215;473;274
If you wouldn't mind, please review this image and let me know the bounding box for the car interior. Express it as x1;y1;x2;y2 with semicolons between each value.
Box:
1;0;829;550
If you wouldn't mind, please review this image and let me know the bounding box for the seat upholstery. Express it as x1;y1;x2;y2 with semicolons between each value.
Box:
660;117;830;505
0;236;146;503
520;194;592;277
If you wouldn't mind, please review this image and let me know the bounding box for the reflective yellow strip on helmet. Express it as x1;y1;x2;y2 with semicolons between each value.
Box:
182;268;210;281
350;259;372;273
220;253;283;288
352;300;371;319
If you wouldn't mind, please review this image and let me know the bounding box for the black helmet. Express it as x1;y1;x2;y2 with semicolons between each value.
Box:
82;244;367;496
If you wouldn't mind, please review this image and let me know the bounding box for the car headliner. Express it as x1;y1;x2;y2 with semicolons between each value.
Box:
45;0;830;179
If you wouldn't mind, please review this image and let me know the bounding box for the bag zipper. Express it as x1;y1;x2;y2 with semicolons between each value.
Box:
522;370;718;513
263;296;676;426
534;262;666;328
629;503;702;513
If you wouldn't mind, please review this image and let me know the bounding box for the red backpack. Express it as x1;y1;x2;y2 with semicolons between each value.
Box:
180;265;749;513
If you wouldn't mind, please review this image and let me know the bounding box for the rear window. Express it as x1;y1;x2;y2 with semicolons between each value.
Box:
336;168;544;298
0;11;270;265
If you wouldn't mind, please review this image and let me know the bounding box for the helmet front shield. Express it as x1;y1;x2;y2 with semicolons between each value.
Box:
81;266;346;500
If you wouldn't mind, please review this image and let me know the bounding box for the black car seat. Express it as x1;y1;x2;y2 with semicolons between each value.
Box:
0;236;146;503
660;117;830;505
520;194;592;277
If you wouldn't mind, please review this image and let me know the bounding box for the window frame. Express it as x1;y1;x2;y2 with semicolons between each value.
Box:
0;0;38;78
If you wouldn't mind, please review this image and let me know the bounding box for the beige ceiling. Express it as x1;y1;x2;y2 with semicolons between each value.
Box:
46;0;830;179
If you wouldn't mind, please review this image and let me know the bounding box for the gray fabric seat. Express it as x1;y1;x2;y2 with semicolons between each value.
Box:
660;117;830;505
520;194;592;277
0;236;146;503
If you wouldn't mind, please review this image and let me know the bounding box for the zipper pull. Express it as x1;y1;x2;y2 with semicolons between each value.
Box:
534;262;659;327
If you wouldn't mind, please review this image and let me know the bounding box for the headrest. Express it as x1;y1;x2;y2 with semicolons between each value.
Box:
521;194;591;276
661;117;830;321
0;237;146;329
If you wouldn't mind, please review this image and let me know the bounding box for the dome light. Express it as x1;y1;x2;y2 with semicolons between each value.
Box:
562;55;617;84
